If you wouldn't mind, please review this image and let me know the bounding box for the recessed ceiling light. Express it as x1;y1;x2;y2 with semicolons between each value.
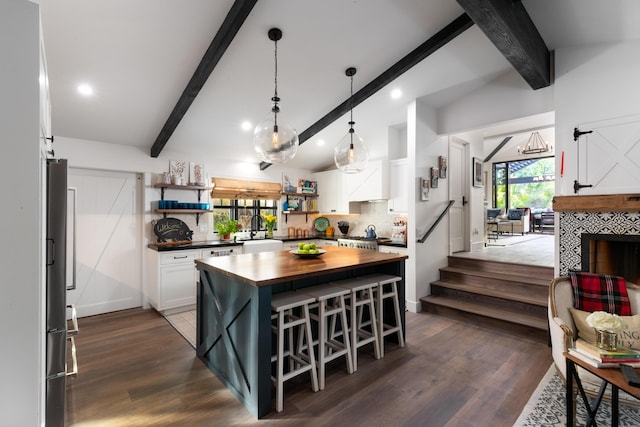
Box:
316;139;325;147
241;121;252;131
77;84;93;96
391;89;402;99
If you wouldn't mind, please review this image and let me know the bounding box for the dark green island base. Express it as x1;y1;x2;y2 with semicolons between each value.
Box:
195;246;407;418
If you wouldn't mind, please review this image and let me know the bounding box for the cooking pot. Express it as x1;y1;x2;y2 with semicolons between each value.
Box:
365;224;376;239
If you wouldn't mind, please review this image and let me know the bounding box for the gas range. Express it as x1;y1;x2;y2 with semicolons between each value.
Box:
337;237;379;251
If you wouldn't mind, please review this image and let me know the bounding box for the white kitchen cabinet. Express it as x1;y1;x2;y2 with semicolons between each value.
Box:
388;158;408;213
200;246;243;258
378;245;408;255
313;170;360;214
344;159;388;201
148;249;199;314
317;239;337;247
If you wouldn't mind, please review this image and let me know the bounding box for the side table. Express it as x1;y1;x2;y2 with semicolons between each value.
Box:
565;351;640;426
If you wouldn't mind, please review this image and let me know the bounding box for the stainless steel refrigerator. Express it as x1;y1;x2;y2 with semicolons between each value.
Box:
46;158;68;427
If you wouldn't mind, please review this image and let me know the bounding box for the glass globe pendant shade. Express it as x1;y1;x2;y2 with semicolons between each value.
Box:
334;129;368;173
254;117;299;163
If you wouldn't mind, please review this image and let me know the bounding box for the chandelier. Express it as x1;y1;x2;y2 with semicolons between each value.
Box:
517;132;551;156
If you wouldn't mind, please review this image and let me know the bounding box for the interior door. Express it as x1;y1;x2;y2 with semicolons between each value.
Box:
449;139;468;253
66;168;142;317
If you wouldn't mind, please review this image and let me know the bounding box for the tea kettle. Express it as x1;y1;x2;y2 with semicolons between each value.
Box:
365;224;377;239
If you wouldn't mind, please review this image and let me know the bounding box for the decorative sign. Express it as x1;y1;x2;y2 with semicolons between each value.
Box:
152;218;193;243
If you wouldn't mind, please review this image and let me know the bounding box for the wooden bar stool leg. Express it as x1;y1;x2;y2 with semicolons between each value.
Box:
303;304;319;393
275;310;286;412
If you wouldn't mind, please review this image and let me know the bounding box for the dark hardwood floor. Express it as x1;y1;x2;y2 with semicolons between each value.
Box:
66;308;552;426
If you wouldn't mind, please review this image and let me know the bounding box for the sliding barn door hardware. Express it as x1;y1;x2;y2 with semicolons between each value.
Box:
573;180;593;194
573;127;593;141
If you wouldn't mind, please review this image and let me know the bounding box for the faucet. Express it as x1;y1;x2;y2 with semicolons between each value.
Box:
250;214;262;239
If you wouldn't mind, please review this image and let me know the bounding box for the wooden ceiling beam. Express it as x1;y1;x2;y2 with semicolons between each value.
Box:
456;0;551;90
150;0;258;158
260;13;474;170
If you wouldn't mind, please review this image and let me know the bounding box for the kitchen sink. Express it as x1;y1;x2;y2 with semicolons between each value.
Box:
241;239;284;254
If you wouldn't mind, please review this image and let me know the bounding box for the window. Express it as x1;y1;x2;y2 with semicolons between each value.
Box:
492;157;554;210
211;198;278;233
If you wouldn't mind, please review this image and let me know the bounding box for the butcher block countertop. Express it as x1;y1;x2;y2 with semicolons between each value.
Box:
195;245;408;287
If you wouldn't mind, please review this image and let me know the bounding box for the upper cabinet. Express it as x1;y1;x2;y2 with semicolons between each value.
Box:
388;158;408;213
344;159;389;202
313;170;360;215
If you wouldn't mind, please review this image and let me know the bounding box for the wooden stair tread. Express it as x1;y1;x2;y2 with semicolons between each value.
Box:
439;266;551;287
421;295;548;330
431;280;547;307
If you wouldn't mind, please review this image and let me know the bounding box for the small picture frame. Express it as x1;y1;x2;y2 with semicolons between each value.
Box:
420;177;430;201
473;157;484;187
439;156;447;179
430;167;439;188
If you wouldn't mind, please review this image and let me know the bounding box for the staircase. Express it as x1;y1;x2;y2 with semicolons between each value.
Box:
420;255;553;341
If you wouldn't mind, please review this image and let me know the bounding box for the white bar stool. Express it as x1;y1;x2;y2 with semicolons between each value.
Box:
331;277;381;371
270;291;319;412
298;284;353;390
360;273;405;357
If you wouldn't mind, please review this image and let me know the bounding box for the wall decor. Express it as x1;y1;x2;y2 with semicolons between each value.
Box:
169;160;187;185
473;157;483;187
420;177;430;201
430;167;439;188
439;156;447;179
189;162;205;185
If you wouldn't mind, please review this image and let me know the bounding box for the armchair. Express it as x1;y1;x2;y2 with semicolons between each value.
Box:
549;276;640;406
497;208;530;235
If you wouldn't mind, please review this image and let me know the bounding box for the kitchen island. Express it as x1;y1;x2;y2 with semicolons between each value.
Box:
195;246;407;417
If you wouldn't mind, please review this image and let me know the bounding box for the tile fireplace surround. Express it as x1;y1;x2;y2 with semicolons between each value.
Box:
554;194;640;276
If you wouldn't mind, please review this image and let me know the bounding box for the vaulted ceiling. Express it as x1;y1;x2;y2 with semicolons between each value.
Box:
35;0;640;171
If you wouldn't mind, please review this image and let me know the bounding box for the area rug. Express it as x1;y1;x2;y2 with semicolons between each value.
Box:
514;365;640;426
165;310;196;349
487;233;547;247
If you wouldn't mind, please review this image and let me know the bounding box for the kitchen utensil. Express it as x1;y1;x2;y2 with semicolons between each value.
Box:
365;224;377;239
314;216;329;232
289;249;326;258
338;222;350;235
325;226;334;237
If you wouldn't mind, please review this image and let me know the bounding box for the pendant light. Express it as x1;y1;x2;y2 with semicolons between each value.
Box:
334;67;368;173
254;28;298;164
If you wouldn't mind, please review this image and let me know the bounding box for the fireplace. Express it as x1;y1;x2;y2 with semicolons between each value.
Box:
553;193;640;280
581;234;640;285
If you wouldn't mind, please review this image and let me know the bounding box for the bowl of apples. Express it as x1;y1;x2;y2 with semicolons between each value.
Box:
290;242;326;258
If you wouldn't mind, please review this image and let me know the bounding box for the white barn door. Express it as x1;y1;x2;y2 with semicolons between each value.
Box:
67;168;142;317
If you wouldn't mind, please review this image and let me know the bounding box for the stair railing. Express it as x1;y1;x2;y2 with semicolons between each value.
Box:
417;200;455;243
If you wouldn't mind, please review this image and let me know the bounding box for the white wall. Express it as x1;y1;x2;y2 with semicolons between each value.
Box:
1;1;43;424
554;39;640;196
411;100;448;311
437;70;554;136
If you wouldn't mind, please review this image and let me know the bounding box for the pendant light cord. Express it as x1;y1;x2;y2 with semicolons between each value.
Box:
349;72;355;147
272;38;279;127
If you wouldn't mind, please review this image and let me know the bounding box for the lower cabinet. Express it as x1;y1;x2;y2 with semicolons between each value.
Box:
148;246;243;314
378;245;408;255
283;239;337;251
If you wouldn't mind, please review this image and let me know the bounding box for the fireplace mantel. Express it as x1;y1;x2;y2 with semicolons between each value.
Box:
554;194;640;212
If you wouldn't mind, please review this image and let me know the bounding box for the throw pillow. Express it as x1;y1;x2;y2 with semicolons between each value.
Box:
570;307;640;350
570;271;632;315
507;209;524;220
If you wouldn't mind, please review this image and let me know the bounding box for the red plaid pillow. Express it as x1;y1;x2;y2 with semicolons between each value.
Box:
570;272;631;315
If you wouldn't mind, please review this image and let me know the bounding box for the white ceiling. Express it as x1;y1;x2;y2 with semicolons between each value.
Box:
35;0;640;171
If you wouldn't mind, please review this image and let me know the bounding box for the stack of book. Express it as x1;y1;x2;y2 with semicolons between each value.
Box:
569;339;640;368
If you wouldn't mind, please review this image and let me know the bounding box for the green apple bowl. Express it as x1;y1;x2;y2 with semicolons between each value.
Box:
289;249;326;258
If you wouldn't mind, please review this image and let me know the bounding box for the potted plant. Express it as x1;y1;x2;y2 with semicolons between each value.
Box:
214;212;238;240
